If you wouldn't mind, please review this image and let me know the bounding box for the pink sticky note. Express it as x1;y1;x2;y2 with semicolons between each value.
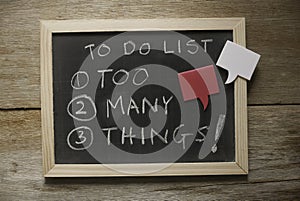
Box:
178;65;220;110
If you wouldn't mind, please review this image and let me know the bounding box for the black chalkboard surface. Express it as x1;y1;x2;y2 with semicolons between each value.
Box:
41;19;248;176
53;30;234;164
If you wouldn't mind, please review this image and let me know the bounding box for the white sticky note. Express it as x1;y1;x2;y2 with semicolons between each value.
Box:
216;40;261;84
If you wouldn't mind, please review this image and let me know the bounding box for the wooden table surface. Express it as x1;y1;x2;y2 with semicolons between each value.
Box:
1;0;299;200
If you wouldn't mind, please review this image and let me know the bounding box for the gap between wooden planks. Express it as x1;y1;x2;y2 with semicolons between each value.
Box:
0;105;299;178
0;105;299;199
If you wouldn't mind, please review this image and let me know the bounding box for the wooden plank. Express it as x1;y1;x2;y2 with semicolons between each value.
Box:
233;18;248;173
42;18;245;32
40;20;55;175
0;105;299;199
0;0;299;108
246;18;300;105
0;177;299;200
45;163;245;177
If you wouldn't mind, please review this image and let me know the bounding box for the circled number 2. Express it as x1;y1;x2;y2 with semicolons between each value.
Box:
67;94;97;122
75;101;87;115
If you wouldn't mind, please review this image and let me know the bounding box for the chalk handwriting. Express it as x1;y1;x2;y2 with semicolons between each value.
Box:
102;127;118;145
67;94;97;121
132;68;149;86
67;126;93;150
215;114;225;141
112;69;129;85
201;39;213;52
71;71;89;90
186;40;199;55
195;126;209;143
75;100;87;115
73;38;218;154
122;126;136;145
139;43;151;55
85;43;111;59
211;144;217;153
75;130;87;144
106;96;173;118
86;39;213;59
101;124;198;150
97;68;149;88
172;124;193;149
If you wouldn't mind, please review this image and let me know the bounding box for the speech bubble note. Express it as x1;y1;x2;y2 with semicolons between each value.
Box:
178;65;220;110
216;40;261;84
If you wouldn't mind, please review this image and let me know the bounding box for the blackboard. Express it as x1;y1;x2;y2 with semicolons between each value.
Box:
41;18;248;176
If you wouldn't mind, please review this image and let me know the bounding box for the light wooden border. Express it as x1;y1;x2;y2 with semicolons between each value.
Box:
41;18;248;177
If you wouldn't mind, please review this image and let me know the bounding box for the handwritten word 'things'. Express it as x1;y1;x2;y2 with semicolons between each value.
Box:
102;124;208;150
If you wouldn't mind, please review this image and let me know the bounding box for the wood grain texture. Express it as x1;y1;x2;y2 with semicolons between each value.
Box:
0;0;300;108
40;20;55;175
1;0;299;200
233;18;248;173
1;106;299;200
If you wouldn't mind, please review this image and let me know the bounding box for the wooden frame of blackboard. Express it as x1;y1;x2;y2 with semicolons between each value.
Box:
41;18;248;177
